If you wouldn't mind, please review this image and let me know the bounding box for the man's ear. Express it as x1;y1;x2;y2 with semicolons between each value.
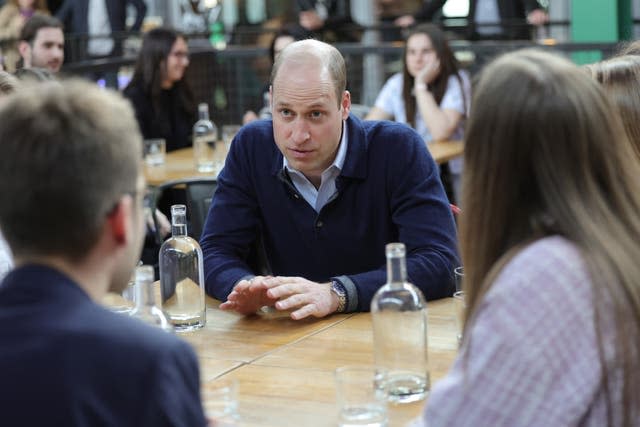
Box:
341;90;351;120
107;196;133;246
18;41;30;65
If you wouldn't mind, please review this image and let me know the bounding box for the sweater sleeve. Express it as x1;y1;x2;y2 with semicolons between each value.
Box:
346;124;459;310
422;237;609;426
200;126;262;301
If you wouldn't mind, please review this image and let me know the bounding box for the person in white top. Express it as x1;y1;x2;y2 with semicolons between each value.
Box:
366;24;470;202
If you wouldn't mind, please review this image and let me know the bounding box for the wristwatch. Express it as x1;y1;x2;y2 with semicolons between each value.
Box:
330;280;347;313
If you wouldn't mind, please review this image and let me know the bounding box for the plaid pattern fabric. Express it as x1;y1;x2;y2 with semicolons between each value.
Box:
414;236;630;426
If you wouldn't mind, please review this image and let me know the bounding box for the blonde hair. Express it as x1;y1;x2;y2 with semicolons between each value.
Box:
586;55;640;161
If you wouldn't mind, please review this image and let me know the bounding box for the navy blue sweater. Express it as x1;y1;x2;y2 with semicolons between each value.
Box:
200;114;458;311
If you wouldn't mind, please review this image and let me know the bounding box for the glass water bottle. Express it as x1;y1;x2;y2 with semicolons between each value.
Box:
371;243;430;403
193;102;218;173
129;265;172;332
159;205;206;331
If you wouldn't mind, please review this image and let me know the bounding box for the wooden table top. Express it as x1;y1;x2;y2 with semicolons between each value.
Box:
144;140;464;187
178;296;458;427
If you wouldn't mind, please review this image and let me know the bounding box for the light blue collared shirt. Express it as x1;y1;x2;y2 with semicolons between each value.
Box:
284;121;348;213
475;0;502;35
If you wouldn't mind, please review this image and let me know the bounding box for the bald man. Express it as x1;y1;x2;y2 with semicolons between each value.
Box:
201;39;458;320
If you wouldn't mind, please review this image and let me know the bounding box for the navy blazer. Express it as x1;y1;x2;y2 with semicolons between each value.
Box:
56;0;147;34
0;265;207;427
415;0;543;40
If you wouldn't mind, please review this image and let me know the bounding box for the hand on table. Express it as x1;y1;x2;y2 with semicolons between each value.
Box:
219;276;278;315
263;276;339;320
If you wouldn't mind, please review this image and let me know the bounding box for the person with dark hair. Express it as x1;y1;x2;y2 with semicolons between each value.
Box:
123;27;196;152
0;79;207;426
367;24;469;201
396;0;547;40
55;0;146;59
413;49;640;426
201;39;458;320
243;24;307;124
0;0;50;72
296;0;360;42
17;12;63;72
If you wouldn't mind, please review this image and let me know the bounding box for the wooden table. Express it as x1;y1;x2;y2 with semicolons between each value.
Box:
145;141;464;187
178;297;459;427
145;145;228;186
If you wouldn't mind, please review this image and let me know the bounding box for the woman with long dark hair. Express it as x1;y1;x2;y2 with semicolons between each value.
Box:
415;49;640;426
124;27;195;152
366;24;469;201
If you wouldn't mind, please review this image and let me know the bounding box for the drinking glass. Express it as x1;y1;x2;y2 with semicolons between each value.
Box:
143;138;166;167
335;366;388;427
102;279;135;314
221;124;241;151
454;266;464;293
203;378;239;426
453;291;466;345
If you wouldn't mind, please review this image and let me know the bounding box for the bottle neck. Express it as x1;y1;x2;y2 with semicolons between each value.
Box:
386;254;407;287
198;105;210;121
171;212;188;237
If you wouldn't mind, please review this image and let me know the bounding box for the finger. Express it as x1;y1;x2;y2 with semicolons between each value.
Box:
226;290;240;301
267;283;299;300
290;303;318;320
219;301;236;310
274;292;307;310
248;280;268;293
233;280;252;293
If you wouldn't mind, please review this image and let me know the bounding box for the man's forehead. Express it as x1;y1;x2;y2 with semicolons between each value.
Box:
34;27;64;44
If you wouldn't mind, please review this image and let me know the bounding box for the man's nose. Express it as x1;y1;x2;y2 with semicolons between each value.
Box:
291;119;310;144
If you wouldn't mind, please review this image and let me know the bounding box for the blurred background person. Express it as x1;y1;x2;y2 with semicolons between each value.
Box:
123;27;195;152
0;79;207;426
17;13;63;73
0;0;50;72
416;49;640;426
56;0;146;87
395;0;547;41
296;0;361;42
586;55;640;162
14;65;54;80
242;24;307;124
0;70;19;281
366;24;469;202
